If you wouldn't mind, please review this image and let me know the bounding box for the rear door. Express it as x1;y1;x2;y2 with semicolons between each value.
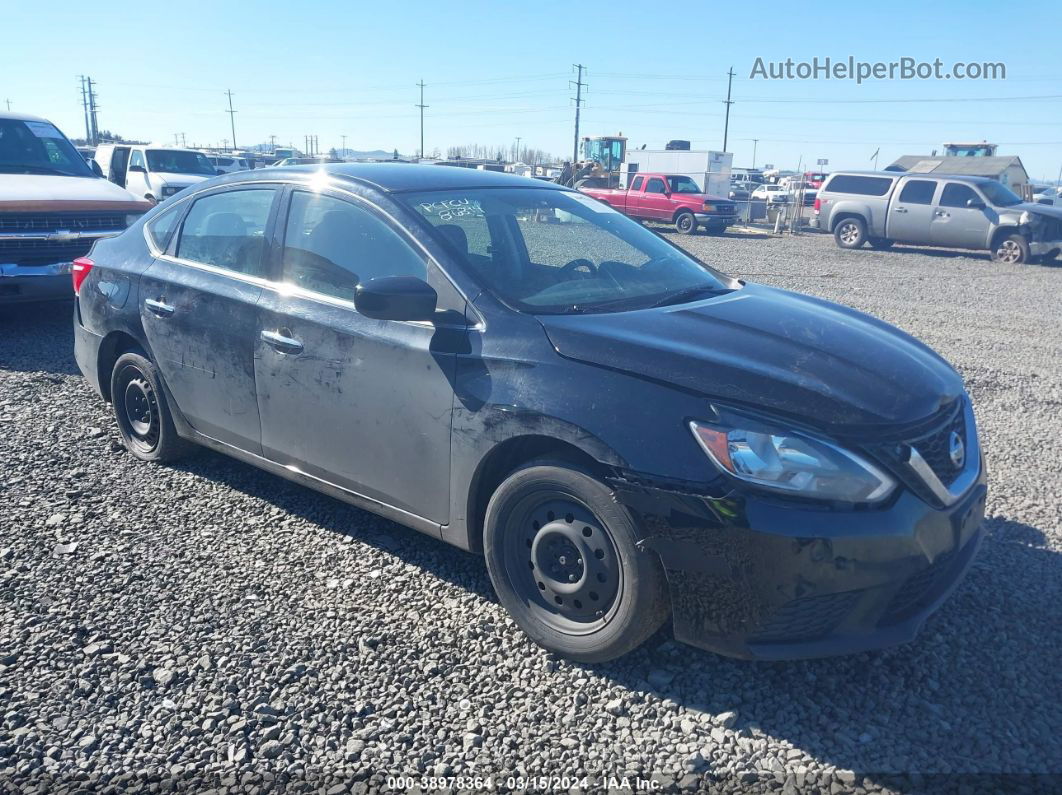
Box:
253;187;464;524
139;184;280;453
888;178;938;242
931;182;990;249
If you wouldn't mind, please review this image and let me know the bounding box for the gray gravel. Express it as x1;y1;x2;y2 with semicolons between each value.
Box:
1;232;1060;793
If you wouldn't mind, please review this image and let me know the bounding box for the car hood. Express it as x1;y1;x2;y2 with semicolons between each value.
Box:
0;173;140;203
1017;202;1062;221
538;283;964;430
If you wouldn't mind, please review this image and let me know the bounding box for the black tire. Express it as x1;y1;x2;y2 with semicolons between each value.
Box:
868;237;894;250
833;216;867;249
991;233;1030;264
483;461;669;663
110;351;192;462
674;211;697;235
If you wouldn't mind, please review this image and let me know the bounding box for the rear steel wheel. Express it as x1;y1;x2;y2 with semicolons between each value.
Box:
109;351;192;463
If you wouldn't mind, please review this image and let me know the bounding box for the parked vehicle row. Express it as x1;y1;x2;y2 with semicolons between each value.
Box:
0;112;150;304
73;163;984;662
814;170;1062;264
94;144;217;206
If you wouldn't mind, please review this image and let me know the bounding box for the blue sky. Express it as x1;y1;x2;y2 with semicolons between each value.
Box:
5;0;1062;180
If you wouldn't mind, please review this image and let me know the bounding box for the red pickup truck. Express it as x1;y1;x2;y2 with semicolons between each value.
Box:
579;173;737;235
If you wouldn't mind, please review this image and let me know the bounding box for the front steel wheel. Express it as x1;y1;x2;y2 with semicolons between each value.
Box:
992;234;1029;264
484;462;668;662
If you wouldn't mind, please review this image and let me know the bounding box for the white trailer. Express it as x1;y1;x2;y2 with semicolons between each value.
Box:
620;149;733;197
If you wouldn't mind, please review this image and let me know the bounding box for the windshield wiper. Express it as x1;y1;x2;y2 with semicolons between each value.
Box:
648;285;726;308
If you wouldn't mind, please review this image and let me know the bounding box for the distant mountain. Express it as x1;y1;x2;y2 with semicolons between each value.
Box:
341;149;400;160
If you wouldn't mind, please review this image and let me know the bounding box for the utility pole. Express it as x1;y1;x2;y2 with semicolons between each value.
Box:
571;64;586;164
752;138;758;169
415;80;427;160
79;76;91;143
225;89;238;151
341;134;347;156
3;99;9;111
514;136;522;163
722;67;735;152
269;134;276;152
181;133;187;148
174;133;179;146
86;77;99;145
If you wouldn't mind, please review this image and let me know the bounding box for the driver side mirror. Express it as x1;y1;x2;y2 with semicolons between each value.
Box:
966;198;986;209
129;164;146;173
355;276;437;321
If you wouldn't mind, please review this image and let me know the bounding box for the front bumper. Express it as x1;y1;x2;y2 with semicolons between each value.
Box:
1029;239;1062;257
613;462;987;660
695;213;736;228
0;261;74;304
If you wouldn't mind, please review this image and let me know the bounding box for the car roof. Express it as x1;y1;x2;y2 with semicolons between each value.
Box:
824;170;996;185
216;162;568;194
0;111;50;123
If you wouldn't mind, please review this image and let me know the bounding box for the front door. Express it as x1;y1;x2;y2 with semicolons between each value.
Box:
125;149;149;199
931;182;990;249
888;178;938;242
641;176;672;220
140;185;279;453
109;146;130;187
254;188;462;524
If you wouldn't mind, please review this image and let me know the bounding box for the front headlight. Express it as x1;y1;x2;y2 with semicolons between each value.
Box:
689;418;895;502
703;202;716;212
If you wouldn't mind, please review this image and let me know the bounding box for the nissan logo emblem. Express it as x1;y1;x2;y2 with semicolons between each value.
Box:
948;431;965;468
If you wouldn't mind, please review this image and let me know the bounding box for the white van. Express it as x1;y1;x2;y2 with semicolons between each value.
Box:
93;144;217;204
206;153;252;174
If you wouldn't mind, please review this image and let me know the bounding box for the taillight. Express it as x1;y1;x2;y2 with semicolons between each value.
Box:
813;198;821;213
72;257;94;295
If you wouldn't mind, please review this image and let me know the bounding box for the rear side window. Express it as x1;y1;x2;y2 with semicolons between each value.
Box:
898;179;937;205
145;204;182;251
176;188;275;276
939;183;980;208
823;174;893;196
281;191;426;302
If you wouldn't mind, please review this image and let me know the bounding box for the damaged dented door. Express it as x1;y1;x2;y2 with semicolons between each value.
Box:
140;185;280;453
253;188;462;525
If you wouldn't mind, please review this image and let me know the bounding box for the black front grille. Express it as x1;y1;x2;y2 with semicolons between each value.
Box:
0;212;127;233
907;403;965;487
750;590;862;643
0;238;94;266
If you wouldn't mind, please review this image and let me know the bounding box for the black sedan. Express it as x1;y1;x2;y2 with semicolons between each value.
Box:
72;164;986;662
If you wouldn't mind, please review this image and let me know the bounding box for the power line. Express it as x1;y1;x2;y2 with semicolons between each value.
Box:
416;80;428;158
571;64;586;164
225;89;238;151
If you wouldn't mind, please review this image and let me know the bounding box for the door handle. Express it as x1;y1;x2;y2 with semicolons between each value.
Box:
144;298;175;317
260;329;304;355
934;210;948;217
894;207;908;213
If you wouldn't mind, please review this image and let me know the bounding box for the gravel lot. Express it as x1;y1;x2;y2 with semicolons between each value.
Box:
1;232;1060;793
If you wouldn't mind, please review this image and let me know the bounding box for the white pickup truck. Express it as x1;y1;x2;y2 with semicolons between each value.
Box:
0;112;151;304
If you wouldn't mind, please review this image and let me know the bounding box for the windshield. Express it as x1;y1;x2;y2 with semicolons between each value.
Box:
979;181;1023;207
146;149;217;175
402;188;733;314
666;176;702;194
0;118;95;177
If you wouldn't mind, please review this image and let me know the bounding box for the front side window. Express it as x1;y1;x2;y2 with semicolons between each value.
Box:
630;176;644;191
147;149;217;176
666;176;702;193
405;188;732;314
646;178;667;194
0;118;94;178
939;183;979;208
978;181;1022;207
129;150;145;169
176;188;275;276
281;191;426;302
898;179;937;205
